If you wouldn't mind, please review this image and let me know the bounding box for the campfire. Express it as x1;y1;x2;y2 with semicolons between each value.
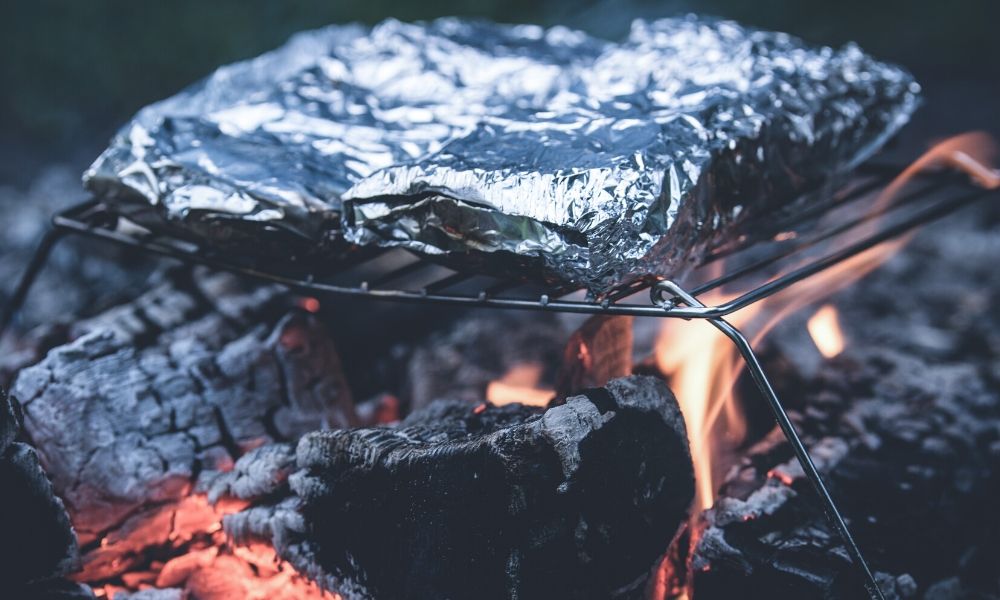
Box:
3;15;1000;600
1;132;995;600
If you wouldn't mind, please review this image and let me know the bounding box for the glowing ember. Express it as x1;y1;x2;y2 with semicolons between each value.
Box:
299;297;322;313
807;305;846;358
486;362;554;407
80;494;335;600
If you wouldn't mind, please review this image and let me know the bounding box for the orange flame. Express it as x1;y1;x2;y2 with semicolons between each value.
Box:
486;362;555;406
807;304;846;358
655;132;999;513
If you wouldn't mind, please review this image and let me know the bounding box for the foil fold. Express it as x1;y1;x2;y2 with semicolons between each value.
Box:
84;17;920;294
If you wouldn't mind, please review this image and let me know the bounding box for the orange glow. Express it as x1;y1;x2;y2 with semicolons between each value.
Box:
655;288;749;511
807;305;846;358
299;297;321;313
486;362;554;407
79;493;337;600
655;132;999;514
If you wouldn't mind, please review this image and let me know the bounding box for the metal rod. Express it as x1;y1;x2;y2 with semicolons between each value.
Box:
665;186;992;318
46;177;996;320
694;177;951;294
715;320;884;599
654;280;884;600
44;195;967;317
0;228;66;340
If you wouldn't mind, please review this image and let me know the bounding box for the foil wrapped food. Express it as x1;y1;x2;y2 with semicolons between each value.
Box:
83;17;919;295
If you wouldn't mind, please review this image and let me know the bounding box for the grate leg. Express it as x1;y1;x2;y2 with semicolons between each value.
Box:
653;280;885;600
0;228;66;341
712;318;884;600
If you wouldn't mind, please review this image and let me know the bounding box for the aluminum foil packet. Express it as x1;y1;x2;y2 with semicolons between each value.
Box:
84;17;919;295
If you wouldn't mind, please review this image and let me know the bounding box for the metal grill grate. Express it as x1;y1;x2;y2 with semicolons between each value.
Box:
36;163;993;318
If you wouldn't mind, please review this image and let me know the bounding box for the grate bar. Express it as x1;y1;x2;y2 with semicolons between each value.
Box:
367;257;432;288
690;175;953;297
422;271;473;293
28;170;996;321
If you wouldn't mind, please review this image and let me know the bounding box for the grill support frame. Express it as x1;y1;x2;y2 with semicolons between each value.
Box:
4;165;998;600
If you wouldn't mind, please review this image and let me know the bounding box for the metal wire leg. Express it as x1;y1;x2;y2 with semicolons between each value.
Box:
712;319;884;600
0;228;66;341
653;280;885;600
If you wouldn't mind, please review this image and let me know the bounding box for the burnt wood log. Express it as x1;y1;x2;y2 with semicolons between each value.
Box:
555;315;634;398
691;347;1000;599
211;376;694;600
8;269;356;582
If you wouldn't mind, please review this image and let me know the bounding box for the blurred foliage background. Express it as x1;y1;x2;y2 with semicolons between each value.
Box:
2;0;997;183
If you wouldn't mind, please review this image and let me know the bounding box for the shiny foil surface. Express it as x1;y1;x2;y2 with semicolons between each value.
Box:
84;17;919;295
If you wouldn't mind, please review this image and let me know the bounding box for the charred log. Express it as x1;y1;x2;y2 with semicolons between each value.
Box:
555;315;634;398
8;269;355;582
212;376;694;600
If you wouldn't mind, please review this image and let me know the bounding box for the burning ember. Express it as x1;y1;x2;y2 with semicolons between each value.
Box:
82;494;335;600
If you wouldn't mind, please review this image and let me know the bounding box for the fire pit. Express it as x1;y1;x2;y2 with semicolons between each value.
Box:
2;14;1000;600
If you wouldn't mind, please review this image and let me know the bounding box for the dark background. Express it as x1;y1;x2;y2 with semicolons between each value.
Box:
2;0;997;185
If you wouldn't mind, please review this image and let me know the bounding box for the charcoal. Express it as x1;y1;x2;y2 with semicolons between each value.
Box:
215;376;694;600
8;269;355;582
691;347;1000;599
0;391;79;586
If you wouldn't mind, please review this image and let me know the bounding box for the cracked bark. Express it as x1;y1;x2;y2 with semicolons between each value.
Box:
9;269;355;582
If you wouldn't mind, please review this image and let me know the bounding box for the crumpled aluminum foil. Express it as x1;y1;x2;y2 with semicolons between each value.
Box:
84;17;919;295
